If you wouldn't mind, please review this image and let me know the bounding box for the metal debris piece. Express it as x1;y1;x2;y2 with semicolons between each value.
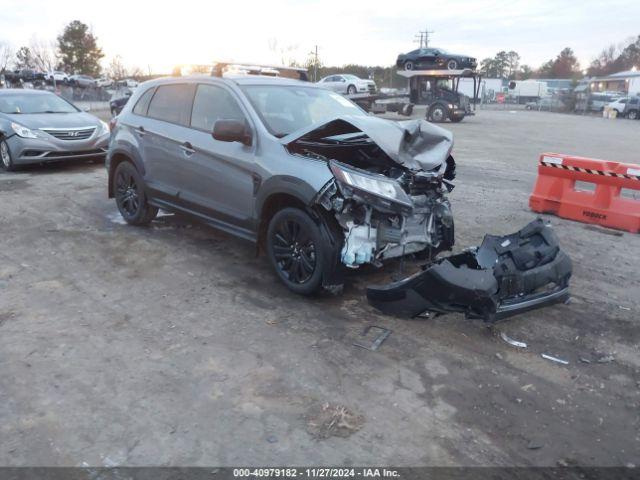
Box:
353;325;392;351
541;353;569;365
579;357;592;364
500;331;528;349
597;355;615;364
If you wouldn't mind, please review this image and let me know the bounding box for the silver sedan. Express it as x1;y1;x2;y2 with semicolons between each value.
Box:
0;89;109;171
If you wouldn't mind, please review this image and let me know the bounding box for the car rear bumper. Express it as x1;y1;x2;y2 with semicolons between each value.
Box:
6;133;109;165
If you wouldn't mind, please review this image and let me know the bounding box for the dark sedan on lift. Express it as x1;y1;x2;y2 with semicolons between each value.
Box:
396;48;477;71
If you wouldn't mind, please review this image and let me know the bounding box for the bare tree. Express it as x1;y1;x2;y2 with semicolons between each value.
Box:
268;38;300;67
0;41;13;72
107;55;128;80
29;37;58;72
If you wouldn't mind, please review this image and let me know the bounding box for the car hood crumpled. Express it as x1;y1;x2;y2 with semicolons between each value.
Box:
281;115;453;173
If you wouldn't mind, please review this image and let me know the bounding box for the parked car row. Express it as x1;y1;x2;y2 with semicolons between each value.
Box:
1;69;139;90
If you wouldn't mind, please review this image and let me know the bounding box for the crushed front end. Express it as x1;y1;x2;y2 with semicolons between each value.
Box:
286;116;457;270
366;219;572;322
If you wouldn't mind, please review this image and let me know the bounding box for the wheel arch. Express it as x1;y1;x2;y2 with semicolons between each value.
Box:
107;149;145;198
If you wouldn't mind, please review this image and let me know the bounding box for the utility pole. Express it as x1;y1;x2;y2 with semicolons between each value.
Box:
414;27;434;48
313;45;318;82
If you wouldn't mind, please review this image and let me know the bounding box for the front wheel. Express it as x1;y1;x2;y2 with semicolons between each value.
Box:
628;110;638;120
428;104;449;123
347;85;357;95
113;161;158;225
266;208;324;295
404;61;414;71
0;140;16;172
447;59;458;70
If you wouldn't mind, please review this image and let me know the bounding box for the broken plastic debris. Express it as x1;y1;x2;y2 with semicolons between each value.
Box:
500;331;527;349
541;353;569;365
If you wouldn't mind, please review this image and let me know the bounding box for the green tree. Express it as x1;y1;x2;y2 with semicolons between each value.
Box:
15;46;35;70
517;65;534;80
57;20;104;76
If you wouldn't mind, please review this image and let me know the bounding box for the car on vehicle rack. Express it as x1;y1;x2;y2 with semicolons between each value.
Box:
47;70;70;84
396;48;477;71
0;89;110;171
69;74;98;88
107;74;458;294
317;74;376;94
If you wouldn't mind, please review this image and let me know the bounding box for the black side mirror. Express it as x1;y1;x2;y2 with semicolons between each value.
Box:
212;119;252;146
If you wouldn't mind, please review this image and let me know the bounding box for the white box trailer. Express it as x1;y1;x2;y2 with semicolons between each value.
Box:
629;77;640;96
508;80;548;103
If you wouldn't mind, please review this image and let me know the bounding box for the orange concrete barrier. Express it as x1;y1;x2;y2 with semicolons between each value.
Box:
529;153;640;233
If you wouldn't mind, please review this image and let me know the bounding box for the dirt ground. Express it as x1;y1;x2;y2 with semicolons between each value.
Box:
0;109;638;467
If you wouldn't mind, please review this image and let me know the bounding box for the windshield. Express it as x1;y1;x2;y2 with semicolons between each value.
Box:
240;85;366;137
0;93;78;114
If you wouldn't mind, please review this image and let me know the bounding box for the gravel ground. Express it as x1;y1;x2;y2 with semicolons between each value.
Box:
0;109;638;467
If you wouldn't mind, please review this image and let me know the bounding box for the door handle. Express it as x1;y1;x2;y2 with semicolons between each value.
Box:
179;142;195;156
135;126;146;136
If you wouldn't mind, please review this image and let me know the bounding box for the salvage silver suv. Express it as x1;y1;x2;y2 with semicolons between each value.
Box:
107;74;457;294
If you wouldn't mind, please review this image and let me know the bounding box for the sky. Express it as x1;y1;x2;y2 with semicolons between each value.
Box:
1;0;640;74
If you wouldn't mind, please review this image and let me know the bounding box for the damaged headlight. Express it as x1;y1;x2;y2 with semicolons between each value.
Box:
329;160;413;214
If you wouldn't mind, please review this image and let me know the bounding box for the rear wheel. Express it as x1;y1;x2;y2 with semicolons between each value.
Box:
628;110;638;120
404;61;414;71
428;104;449;123
266;208;324;295
0;140;16;172
113;161;158;225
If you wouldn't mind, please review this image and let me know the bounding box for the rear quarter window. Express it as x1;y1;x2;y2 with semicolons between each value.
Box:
132;87;155;116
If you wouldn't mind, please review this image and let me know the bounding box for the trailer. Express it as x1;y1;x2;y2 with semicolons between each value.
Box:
397;68;481;123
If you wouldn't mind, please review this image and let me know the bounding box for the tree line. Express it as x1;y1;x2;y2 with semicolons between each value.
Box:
0;20;143;80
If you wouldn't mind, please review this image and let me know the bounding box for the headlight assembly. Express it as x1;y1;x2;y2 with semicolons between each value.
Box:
98;120;110;135
329;160;413;214
11;122;39;139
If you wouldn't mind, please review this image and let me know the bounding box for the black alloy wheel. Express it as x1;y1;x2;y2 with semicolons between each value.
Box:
113;162;157;225
267;208;324;294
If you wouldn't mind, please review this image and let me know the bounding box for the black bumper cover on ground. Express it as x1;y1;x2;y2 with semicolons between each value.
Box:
367;219;572;322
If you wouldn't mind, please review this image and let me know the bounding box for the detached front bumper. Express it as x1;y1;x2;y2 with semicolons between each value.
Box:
367;219;572;322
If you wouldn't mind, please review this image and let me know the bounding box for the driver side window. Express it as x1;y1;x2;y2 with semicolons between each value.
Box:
190;84;245;132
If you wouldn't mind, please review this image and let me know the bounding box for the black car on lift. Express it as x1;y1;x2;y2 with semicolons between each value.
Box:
396;48;477;71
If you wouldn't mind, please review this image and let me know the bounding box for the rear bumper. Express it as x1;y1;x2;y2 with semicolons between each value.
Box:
367;219;572;322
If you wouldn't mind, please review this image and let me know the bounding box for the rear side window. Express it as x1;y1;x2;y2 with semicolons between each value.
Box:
147;84;194;125
630;98;639;105
190;84;245;131
132;88;155;116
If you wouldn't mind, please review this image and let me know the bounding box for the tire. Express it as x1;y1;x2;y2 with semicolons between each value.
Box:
266;207;324;295
0;139;16;172
428;104;449;123
628;110;638;120
347;85;357;95
404;61;414;71
113;161;158;225
447;59;458;70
